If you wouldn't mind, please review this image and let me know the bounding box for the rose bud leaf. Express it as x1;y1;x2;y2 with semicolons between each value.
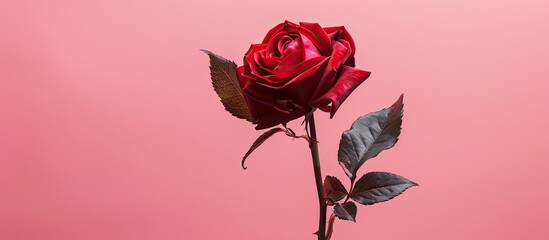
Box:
241;127;286;169
201;49;253;122
333;202;357;222
338;94;404;180
350;172;417;205
324;176;348;205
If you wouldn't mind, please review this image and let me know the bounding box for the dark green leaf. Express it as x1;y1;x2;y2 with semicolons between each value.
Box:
350;172;417;205
333;202;357;222
338;94;404;179
324;176;348;205
241;128;286;169
201;49;253;122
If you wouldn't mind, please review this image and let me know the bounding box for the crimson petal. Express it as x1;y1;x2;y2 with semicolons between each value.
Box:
309;41;352;101
244;44;268;77
275;42;304;73
264;56;325;85
257;58;328;106
254;104;310;130
312;66;370;117
299;22;333;56
324;26;356;66
324;26;356;55
262;22;286;44
299;33;322;61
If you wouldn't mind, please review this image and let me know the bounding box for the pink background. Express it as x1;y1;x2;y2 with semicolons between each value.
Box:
1;0;548;239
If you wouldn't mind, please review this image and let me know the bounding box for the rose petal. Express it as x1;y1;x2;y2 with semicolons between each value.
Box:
254;51;277;75
238;66;308;128
299;22;332;56
324;26;356;66
309;41;352;101
260;56;279;69
274;47;303;73
277;35;294;54
256;57;328;105
311;66;370;117
271;21;331;56
244;44;268;77
236;65;248;89
326;29;341;41
299;34;322;61
265;31;289;58
324;26;356;55
262;22;286;44
255;57;328;90
328;41;352;70
281;37;302;55
237;70;311;129
254;103;311;130
264;56;325;85
242;68;272;84
235;66;260;122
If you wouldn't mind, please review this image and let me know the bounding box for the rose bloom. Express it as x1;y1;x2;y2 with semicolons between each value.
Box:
237;21;370;129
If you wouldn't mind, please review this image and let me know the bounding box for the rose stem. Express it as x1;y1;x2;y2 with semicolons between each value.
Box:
308;113;327;240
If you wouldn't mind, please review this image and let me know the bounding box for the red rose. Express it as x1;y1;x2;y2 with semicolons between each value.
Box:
236;21;371;129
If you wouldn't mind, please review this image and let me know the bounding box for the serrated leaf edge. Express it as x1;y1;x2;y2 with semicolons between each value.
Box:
350;171;418;206
324;176;348;204
338;94;404;179
333;202;357;222
201;49;254;122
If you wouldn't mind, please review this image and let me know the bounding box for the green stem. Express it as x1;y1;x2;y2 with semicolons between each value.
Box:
308;113;326;240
